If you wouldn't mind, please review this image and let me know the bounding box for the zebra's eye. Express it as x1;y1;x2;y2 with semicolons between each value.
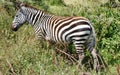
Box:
16;15;18;17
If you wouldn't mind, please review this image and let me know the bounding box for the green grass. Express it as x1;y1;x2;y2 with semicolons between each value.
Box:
0;0;120;75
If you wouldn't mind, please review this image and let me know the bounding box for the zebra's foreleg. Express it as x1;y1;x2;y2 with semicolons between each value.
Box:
91;48;99;72
46;40;55;48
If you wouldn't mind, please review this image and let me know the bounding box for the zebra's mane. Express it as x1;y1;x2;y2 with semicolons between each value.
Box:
20;3;54;16
21;3;39;11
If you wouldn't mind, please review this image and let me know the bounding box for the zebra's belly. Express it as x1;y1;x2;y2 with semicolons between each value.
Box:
45;30;90;46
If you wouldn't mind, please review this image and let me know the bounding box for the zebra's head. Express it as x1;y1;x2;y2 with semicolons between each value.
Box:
11;2;27;31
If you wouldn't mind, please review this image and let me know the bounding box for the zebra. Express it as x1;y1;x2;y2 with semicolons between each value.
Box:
11;2;99;71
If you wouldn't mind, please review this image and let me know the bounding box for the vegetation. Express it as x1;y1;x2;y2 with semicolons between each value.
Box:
0;0;120;75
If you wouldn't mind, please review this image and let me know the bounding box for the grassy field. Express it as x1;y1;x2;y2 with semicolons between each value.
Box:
0;0;120;75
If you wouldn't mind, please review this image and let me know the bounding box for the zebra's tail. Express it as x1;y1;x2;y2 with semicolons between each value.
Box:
85;22;96;51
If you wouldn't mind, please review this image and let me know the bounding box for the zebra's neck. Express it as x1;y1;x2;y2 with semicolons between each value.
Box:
23;7;52;26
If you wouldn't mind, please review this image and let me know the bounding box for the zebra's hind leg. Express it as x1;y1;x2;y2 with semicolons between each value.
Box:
77;48;85;69
73;42;85;69
91;48;99;72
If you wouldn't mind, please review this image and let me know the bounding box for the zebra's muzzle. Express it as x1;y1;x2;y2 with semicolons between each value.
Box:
11;24;18;31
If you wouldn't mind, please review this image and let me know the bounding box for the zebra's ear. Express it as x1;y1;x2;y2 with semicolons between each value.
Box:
13;1;24;10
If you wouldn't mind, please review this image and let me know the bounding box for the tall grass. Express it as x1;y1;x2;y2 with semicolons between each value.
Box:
0;0;120;75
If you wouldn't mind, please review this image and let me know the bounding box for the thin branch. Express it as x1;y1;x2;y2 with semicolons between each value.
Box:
56;48;78;64
6;59;16;75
